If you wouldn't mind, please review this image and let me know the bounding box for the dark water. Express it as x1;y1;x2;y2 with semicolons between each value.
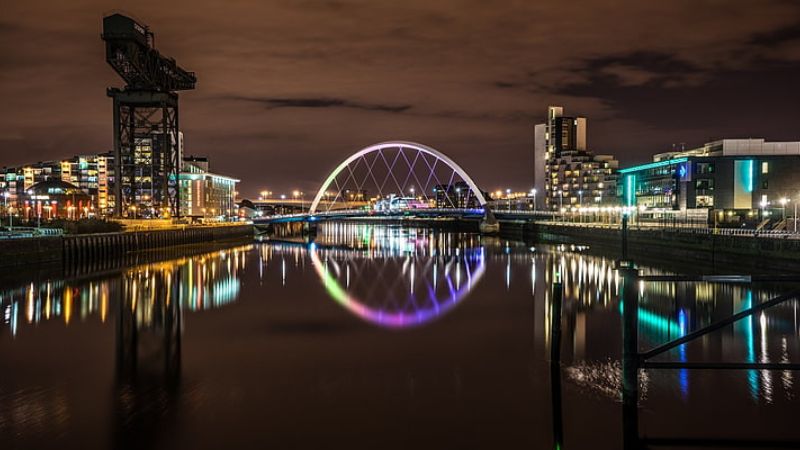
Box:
1;223;799;449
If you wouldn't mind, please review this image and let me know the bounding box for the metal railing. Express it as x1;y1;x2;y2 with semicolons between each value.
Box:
0;227;64;238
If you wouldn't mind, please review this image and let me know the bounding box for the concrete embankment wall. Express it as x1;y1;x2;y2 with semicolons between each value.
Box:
500;221;800;270
0;225;253;269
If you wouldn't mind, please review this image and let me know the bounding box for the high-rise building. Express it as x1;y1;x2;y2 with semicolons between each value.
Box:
96;152;115;215
534;106;618;211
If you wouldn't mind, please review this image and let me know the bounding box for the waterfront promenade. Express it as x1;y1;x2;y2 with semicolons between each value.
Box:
0;222;253;268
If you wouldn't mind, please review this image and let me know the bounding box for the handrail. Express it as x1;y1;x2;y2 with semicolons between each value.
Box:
639;290;800;361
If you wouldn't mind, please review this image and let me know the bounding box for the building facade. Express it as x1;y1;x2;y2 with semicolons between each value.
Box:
1;153;116;217
534;106;619;211
116;131;184;218
21;180;93;220
620;138;800;227
179;156;239;219
434;181;481;208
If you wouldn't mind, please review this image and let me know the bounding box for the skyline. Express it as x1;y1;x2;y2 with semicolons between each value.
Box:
1;1;799;197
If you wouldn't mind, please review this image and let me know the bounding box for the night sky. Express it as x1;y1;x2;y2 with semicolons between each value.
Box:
1;0;799;197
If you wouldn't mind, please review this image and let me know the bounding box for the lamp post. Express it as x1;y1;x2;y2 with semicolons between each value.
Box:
506;188;511;211
780;197;789;225
3;191;10;230
795;193;799;233
532;188;537;212
293;190;304;211
578;190;583;223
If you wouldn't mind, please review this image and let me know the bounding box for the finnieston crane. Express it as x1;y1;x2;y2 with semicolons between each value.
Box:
102;13;196;218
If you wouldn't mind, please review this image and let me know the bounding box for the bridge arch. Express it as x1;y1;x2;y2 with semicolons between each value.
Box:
308;141;488;215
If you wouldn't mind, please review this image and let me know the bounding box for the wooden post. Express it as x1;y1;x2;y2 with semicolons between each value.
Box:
550;271;563;363
621;214;629;261
619;262;639;449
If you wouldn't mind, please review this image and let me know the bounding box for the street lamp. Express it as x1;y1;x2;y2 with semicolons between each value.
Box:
506;188;511;210
578;190;583;223
795;193;799;233
292;190;304;210
3;191;11;230
531;188;537;212
780;197;789;224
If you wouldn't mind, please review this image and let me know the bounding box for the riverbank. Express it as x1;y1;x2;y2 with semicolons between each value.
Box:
497;221;800;272
0;224;254;269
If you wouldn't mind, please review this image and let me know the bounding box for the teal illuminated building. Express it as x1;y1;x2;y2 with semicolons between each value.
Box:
619;139;800;227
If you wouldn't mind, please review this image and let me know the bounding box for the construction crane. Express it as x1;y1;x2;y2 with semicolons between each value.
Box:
102;13;197;218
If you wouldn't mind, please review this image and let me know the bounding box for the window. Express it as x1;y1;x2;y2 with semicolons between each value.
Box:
696;195;714;207
696;162;715;174
695;179;714;190
762;162;769;174
762;180;769;189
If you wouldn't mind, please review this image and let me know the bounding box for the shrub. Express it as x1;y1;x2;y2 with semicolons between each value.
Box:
44;218;123;235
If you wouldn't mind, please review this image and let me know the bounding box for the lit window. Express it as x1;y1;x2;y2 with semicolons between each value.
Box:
762;162;769;174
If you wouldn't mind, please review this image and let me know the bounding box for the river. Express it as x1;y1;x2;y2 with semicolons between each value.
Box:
1;223;799;449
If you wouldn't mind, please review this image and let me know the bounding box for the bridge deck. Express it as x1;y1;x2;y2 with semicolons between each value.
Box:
252;208;558;225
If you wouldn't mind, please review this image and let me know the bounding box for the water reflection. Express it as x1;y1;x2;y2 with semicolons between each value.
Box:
114;257;185;450
0;245;251;338
264;223;487;328
1;225;800;448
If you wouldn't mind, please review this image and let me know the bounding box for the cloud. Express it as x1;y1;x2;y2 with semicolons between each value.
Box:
232;96;412;113
573;51;708;89
750;21;800;46
1;0;800;195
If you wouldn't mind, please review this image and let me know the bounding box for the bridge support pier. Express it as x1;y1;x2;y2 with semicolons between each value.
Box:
479;209;500;234
302;221;318;238
479;220;500;234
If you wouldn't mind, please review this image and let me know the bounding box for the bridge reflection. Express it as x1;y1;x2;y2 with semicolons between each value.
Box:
264;223;486;328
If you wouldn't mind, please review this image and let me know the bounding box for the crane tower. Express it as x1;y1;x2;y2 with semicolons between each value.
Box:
102;13;196;217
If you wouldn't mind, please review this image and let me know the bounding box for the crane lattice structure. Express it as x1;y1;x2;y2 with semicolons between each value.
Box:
102;13;196;217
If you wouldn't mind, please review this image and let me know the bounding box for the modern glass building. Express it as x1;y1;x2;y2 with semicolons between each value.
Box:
619;139;800;226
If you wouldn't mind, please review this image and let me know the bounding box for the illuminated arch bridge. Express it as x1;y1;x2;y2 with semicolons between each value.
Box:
255;141;497;229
